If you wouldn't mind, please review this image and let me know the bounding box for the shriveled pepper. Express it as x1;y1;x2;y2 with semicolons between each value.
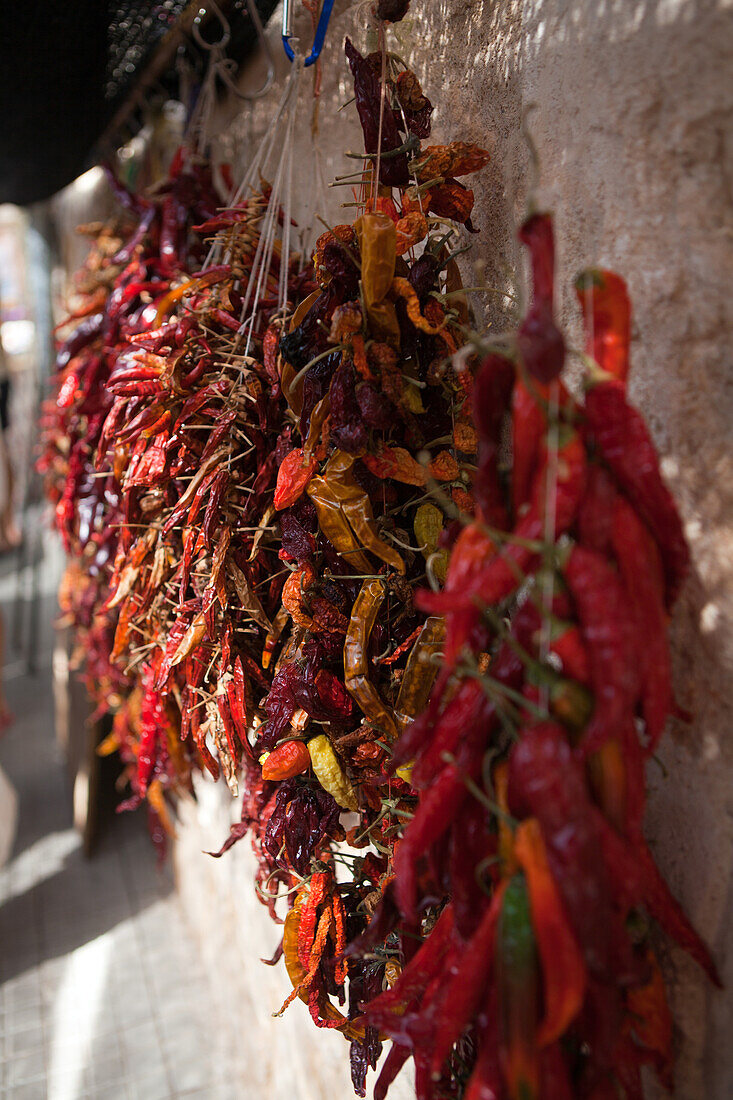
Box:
344;580;399;739
563;544;639;756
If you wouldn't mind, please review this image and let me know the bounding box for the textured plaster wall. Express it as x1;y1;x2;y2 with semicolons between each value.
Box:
173;2;733;1097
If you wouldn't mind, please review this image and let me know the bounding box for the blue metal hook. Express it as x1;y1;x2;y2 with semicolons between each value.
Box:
282;0;335;67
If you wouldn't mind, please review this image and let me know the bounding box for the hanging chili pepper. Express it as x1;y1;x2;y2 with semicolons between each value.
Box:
517;213;565;384
575;269;631;383
513;817;587;1046
429;885;506;1077
584;376;690;605
562;544;639;756
610;494;671;752
344;39;409;188
507;723;612;979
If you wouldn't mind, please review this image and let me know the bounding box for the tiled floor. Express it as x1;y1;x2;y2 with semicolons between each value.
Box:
0;535;235;1099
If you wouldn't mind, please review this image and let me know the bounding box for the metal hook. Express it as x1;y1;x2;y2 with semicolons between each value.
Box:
193;0;274;101
216;0;275;101
282;0;335;67
193;1;231;51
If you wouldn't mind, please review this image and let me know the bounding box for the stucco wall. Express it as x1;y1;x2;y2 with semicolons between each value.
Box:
173;2;733;1097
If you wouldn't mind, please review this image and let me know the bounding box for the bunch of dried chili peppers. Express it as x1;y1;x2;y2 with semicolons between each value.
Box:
351;226;721;1097
40;11;719;1099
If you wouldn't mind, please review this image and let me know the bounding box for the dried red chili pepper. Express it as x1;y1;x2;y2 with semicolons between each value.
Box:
429;886;505;1077
517;213;565;384
610;494;671;752
344;39;409;188
507;723;612;979
274;447;320;510
575;268;631;383
562;544;639;756
584;376;690;605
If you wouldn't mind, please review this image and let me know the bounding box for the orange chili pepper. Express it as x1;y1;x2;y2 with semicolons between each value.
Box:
513;818;587;1047
261;740;311;781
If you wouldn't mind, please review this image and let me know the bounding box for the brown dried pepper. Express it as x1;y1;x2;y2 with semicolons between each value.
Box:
393;615;445;730
344;580;399;739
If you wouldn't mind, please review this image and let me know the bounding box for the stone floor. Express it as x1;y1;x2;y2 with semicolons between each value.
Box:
0;532;238;1100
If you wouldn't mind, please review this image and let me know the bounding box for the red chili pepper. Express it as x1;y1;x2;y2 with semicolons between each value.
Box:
563;545;639;756
595;812;721;986
429;885;505;1077
511;375;545;520
408;679;487;790
108;379;166;398
274;448;319;510
611;494;671;753
449;797;497;940
393;722;485;920
137;660;165;797
216;687;240;765
584;377;690;606
365;904;455;1025
576;461;616;556
202;468;229;550
419;427;586;617
507;723;612;979
575;269;631;383
517;213;565;383
263;324;280;385
211;307;241;332
373;1045;411;1100
462;989;502;1100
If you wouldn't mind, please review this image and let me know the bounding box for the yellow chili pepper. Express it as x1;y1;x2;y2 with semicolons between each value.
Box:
307;734;358;811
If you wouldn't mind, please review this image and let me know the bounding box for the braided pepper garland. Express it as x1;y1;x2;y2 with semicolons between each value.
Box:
39;10;719;1099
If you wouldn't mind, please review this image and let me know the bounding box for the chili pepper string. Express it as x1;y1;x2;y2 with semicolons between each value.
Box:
538;378;560;713
372;25;388;212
